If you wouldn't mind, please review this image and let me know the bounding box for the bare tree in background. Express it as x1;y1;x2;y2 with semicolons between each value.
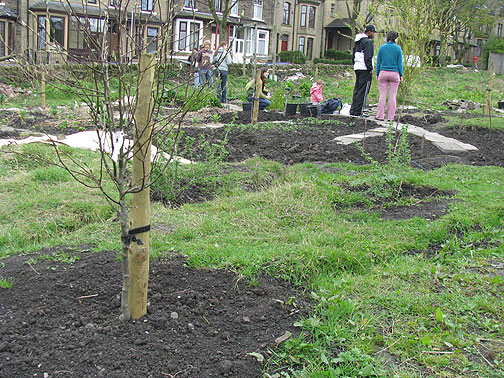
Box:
9;0;207;320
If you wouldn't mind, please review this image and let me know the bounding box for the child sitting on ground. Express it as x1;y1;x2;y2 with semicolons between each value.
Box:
310;79;325;104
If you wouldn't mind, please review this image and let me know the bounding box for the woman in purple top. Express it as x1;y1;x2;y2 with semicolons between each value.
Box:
376;31;403;121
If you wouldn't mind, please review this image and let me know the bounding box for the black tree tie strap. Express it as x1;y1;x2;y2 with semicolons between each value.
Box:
121;225;151;246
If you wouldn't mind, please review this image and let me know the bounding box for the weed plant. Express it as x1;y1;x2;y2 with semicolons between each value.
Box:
354;125;412;200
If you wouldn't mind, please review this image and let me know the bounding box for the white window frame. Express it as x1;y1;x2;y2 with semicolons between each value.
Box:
141;0;153;12
230;0;239;16
299;36;305;53
253;0;263;20
175;19;202;52
214;0;222;13
283;2;290;25
184;0;196;9
300;5;307;27
245;27;268;55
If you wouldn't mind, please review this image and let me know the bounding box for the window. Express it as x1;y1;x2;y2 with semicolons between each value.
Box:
50;16;65;46
299;36;305;53
37;16;46;49
300;5;307;27
245;28;268;55
214;0;221;12
176;19;202;52
306;37;313;60
142;0;153;11
498;23;503;37
146;27;158;54
230;0;238;15
230;25;244;53
283;2;290;25
308;6;315;28
184;0;195;8
253;0;263;20
88;0;97;4
330;3;335;17
476;39;482;57
69;17;85;49
0;21;4;57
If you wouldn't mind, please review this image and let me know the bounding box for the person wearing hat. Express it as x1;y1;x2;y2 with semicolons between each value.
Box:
350;25;377;117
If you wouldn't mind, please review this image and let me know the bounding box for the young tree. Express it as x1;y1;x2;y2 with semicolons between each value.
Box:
10;0;202;320
377;0;438;98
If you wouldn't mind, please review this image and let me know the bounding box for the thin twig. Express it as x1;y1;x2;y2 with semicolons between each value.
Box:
75;294;99;300
27;262;40;275
375;338;401;355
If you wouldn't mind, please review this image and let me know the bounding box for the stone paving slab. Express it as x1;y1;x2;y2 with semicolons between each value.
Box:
334;121;478;153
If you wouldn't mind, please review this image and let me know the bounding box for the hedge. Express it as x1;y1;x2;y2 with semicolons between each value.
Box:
313;58;352;65
325;50;352;60
278;51;307;64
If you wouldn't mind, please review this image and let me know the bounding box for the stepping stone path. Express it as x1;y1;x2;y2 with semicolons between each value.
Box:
334;121;479;153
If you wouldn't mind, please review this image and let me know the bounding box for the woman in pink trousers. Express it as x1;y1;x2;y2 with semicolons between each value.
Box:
376;31;403;121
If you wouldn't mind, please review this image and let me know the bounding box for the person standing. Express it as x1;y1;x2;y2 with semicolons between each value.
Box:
195;40;214;87
349;25;377;117
189;46;201;88
376;31;403;121
213;41;233;104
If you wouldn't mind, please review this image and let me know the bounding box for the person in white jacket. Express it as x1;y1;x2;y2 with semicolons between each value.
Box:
349;25;377;117
213;41;234;104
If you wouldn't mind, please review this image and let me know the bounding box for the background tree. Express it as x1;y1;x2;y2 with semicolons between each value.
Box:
206;0;240;42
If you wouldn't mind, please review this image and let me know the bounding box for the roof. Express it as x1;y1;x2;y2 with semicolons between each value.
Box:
30;2;161;23
325;18;351;29
0;5;17;19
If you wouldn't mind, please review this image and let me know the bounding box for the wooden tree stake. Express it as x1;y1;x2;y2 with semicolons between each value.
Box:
485;61;494;116
129;53;155;320
252;68;261;125
41;71;46;110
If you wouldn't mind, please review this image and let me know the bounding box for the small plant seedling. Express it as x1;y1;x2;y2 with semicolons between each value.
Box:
0;276;14;288
192;116;199;125
50;105;58;116
59;121;69;130
211;113;220;123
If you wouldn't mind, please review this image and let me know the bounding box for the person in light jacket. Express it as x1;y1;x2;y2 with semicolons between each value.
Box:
349;25;377;117
310;79;325;104
213;41;233;104
376;30;403;121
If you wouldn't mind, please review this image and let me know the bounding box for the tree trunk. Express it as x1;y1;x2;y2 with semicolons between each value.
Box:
128;53;155;320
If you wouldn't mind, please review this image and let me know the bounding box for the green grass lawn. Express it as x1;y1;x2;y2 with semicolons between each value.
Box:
1;134;503;377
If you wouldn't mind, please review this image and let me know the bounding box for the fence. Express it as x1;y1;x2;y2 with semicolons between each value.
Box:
489;53;504;75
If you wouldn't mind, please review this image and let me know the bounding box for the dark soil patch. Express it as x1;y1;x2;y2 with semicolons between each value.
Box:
0;248;308;378
335;183;455;220
179;113;504;168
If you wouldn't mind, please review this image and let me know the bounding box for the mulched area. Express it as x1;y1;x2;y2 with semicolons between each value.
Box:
1;107;502;377
0;249;307;378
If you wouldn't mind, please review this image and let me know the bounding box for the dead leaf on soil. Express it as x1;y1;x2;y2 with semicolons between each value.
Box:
275;331;292;345
247;352;264;362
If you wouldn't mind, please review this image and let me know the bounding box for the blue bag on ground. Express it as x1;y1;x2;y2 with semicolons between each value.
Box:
320;98;342;114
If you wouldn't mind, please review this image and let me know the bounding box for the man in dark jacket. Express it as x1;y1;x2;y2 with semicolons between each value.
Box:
350;25;377;117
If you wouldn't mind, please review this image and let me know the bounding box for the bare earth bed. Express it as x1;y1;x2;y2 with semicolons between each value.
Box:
1;108;502;377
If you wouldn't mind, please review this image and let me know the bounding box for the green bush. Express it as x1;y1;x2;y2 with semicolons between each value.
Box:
313;58;352;65
485;37;504;54
279;51;307;64
325;50;352;60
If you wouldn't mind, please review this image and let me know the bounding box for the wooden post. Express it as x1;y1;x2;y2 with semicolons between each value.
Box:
252;68;261;125
315;65;318;82
41;71;46;110
242;55;247;76
485;62;494;116
129;53;155;320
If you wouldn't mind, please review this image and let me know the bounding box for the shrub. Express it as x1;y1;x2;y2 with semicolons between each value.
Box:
279;51;307;64
485;37;504;54
325;50;352;60
313;58;353;65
